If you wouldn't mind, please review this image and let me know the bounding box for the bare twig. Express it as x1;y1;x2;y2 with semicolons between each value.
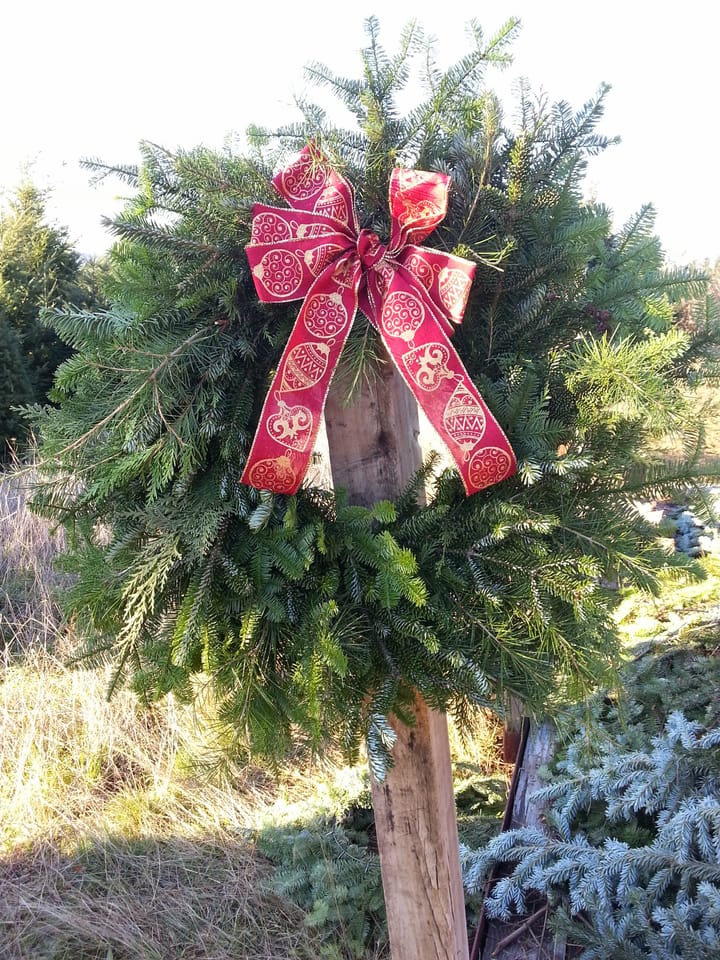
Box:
491;905;549;957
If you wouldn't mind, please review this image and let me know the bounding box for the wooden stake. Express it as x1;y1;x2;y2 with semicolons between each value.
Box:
325;352;469;960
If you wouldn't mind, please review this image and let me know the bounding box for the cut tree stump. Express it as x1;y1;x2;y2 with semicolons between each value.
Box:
508;720;557;832
325;351;469;960
479;720;565;960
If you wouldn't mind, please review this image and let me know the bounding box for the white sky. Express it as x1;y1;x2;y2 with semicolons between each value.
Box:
2;0;719;265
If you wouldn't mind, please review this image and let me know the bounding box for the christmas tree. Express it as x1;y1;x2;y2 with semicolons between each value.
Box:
0;312;33;456
33;17;719;771
0;183;106;455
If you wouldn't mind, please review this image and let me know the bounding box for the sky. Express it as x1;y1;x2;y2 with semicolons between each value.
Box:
2;0;719;265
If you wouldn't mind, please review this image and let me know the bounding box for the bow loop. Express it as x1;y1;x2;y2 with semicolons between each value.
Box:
241;147;516;496
273;147;358;233
389;168;449;251
247;203;354;304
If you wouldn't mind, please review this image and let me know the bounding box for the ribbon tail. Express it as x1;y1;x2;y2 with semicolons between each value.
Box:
368;272;516;495
241;258;362;494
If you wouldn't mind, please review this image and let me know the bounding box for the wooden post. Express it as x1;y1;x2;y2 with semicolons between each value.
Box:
502;695;525;764
324;352;469;960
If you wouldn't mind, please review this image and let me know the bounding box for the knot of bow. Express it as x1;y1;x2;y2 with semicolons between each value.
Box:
242;146;516;496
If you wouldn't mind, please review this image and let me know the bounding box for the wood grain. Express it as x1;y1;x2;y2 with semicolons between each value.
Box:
325;351;469;960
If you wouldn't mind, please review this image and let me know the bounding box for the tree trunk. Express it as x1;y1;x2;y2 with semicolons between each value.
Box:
324;352;469;960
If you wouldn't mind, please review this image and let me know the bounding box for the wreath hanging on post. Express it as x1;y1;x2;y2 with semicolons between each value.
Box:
33;17;712;776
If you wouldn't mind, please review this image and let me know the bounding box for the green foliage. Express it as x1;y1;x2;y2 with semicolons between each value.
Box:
0;185;77;397
258;822;385;959
0;313;33;456
31;19;720;773
0;183;106;454
462;635;720;959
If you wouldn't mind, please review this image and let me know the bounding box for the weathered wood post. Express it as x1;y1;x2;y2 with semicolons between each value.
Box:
325;353;469;960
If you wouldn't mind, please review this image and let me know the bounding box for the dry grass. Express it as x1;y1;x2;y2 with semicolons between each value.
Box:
0;465;71;653
0;643;360;959
0;465;338;959
650;382;720;467
614;553;720;642
702;383;720;463
0;839;318;960
0;637;361;958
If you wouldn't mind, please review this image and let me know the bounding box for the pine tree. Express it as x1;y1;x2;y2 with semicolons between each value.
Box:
258;823;385;959
461;639;720;959
0;312;34;458
30;18;720;771
0;184;105;423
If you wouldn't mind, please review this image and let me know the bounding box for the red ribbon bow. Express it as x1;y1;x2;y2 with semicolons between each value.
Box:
241;146;516;496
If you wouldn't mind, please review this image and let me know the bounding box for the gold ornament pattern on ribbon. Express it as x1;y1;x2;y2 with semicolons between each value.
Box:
252;211;293;244
469;447;514;490
304;244;346;277
281;156;328;201
439;267;473;317
315;185;351;224
279;342;331;393
400;343;455;392
381;290;425;342
402;250;434;291
241;145;516;496
443;383;487;458
303;293;350;339
267;400;314;452
253;250;304;298
296;222;336;239
246;455;298;493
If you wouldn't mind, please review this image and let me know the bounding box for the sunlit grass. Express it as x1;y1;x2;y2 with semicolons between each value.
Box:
0;464;71;653
649;382;720;466
614;554;720;643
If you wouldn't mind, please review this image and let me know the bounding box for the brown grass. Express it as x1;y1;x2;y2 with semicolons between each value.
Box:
0;637;358;959
649;383;720;468
0;838;318;960
698;382;720;465
0;465;335;959
0;465;71;654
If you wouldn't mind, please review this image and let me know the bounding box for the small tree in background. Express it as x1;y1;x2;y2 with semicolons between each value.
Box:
31;18;720;771
0;183;105;454
0;312;33;457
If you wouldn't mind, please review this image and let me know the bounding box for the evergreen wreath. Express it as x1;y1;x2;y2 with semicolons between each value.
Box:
31;17;720;775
